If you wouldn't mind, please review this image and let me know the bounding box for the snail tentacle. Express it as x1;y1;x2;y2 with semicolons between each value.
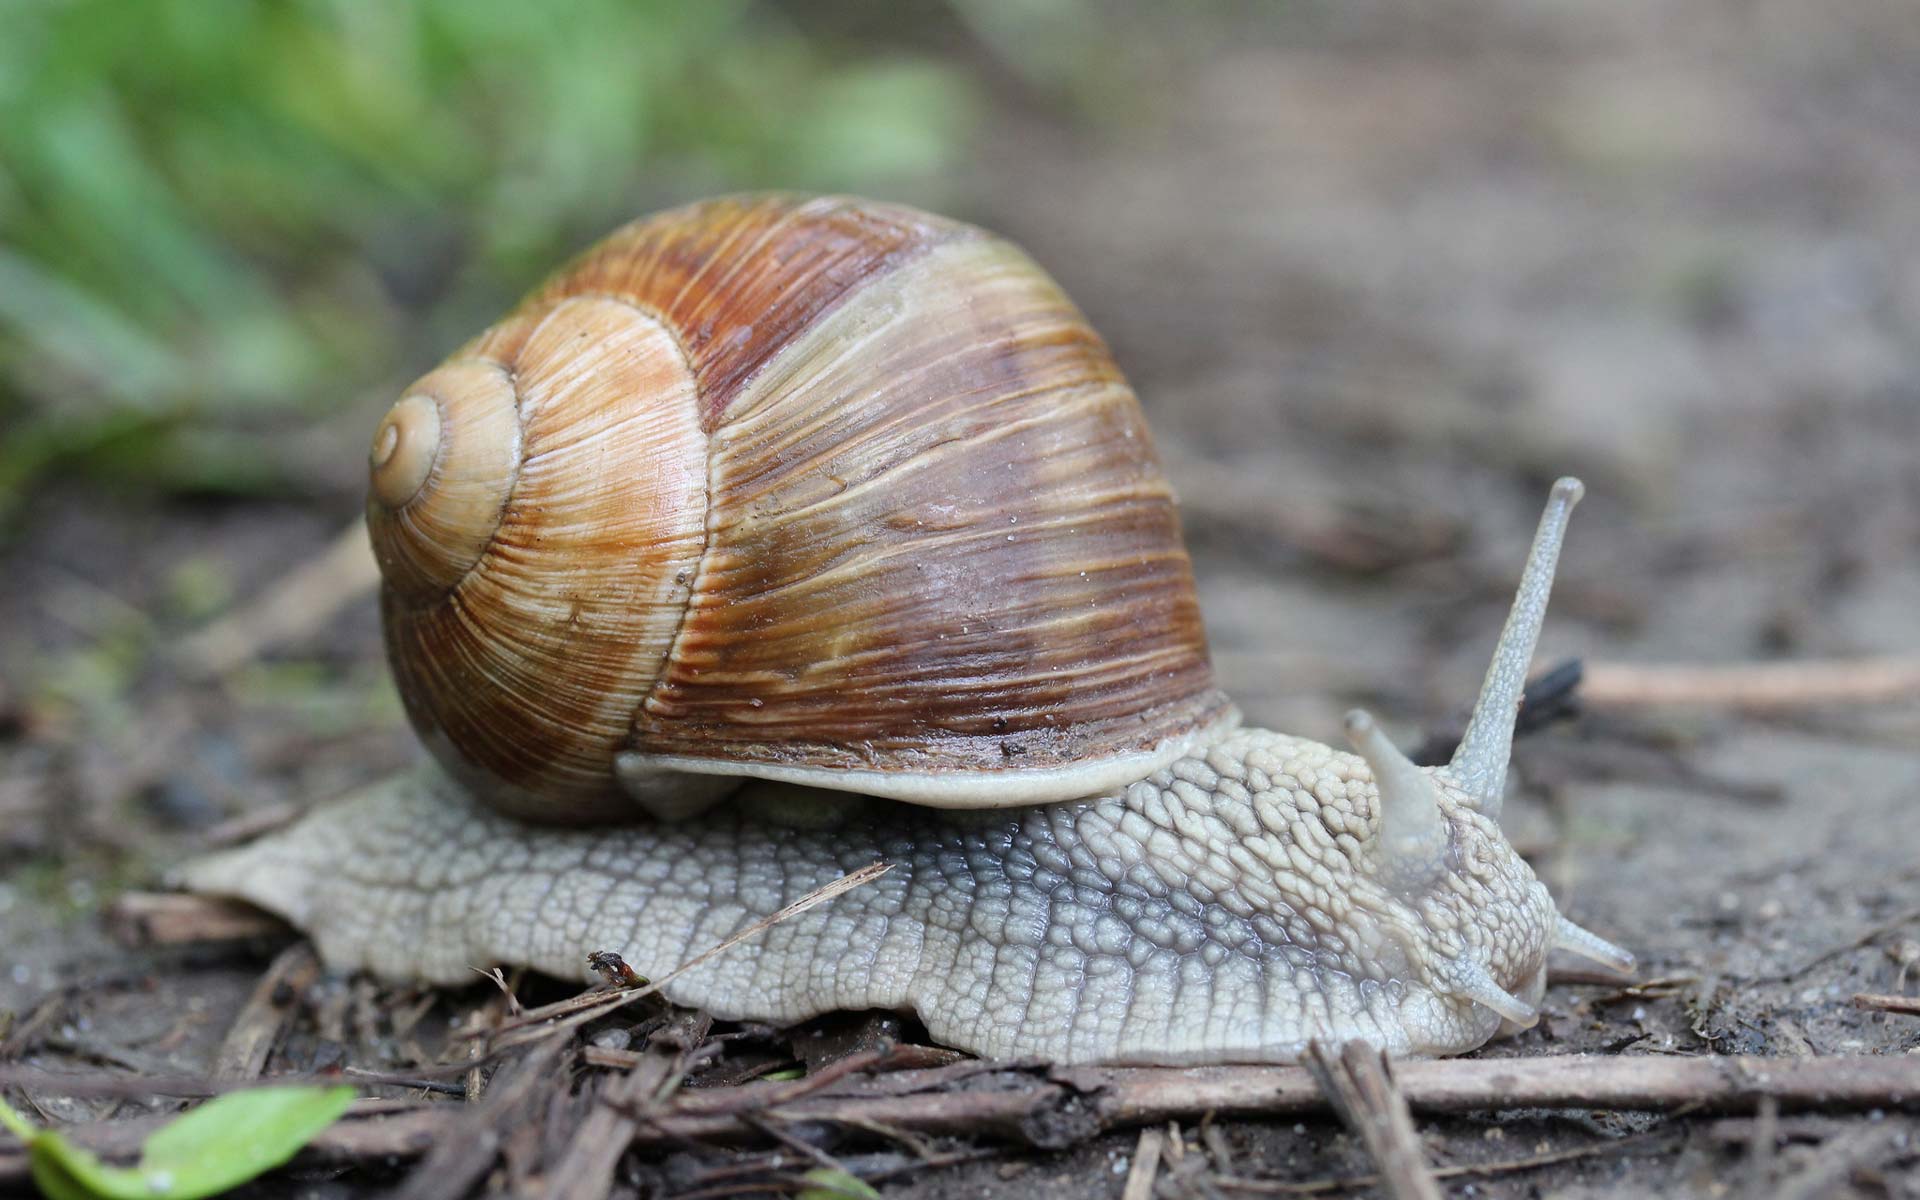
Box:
1343;709;1449;896
1444;956;1541;1028
1554;914;1638;975
1450;477;1585;817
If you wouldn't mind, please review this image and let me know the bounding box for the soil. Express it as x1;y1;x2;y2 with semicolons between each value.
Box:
3;0;1918;1196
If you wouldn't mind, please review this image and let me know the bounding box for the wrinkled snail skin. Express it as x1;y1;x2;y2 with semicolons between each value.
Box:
184;730;1553;1064
181;195;1636;1065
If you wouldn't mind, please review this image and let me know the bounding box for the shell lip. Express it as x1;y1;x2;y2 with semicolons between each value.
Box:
619;703;1243;808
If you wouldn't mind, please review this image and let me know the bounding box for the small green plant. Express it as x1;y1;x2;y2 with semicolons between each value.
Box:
797;1166;882;1200
0;1085;355;1200
0;0;975;521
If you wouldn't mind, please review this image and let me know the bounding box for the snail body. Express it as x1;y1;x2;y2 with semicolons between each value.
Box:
184;196;1631;1064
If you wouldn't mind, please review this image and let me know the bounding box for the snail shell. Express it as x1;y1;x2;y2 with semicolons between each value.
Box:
365;195;1235;821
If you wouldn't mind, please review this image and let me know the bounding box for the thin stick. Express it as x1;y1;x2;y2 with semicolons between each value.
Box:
1582;657;1920;712
212;942;318;1080
0;1062;493;1100
1853;992;1920;1016
1745;1095;1779;1193
0;991;68;1062
471;967;523;1017
1120;1125;1166;1200
544;1013;710;1200
484;862;891;1047
390;1035;568;1200
1302;1042;1441;1200
685;1047;900;1115
9;1054;1916;1131
3;1054;1912;1185
620;1054;1920;1148
105;892;292;947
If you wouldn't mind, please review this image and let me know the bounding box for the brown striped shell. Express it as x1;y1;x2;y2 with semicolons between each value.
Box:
366;195;1235;822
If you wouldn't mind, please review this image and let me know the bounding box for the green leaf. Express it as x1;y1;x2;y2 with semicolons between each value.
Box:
797;1166;882;1200
0;1097;38;1142
8;1086;355;1200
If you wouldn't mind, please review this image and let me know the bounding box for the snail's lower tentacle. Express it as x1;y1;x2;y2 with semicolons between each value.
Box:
1439;956;1540;1029
1553;914;1638;975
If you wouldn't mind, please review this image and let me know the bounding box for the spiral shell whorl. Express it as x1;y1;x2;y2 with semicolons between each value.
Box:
376;299;707;818
366;362;521;598
371;194;1230;820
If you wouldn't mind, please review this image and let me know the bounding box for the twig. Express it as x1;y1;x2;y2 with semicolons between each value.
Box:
742;1113;849;1174
835;1114;941;1161
213;942;318;1080
2;1054;1910;1189
390;1034;569;1200
1744;1095;1779;1193
1411;659;1584;766
483;862;891;1047
39;1033;183;1077
8;1052;1916;1153
470;967;523;1017
1581;657;1920;712
581;1044;646;1071
1302;1042;1440;1200
668;1046;900;1119
615;1054;1920;1149
457;991;512;1103
300;1107;455;1162
0;990;70;1061
1853;992;1920;1016
106;891;292;947
1120;1125;1166;1200
544;1011;711;1200
862;1146;1005;1184
173;520;380;679
1201;1111;1235;1172
337;1069;466;1096
0;1064;488;1100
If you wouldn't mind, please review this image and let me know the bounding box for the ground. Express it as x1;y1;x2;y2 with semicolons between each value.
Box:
3;0;1919;1196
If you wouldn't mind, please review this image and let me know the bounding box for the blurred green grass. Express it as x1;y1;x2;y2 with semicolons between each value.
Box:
0;0;985;520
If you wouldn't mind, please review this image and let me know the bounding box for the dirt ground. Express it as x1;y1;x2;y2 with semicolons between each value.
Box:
3;0;1918;1196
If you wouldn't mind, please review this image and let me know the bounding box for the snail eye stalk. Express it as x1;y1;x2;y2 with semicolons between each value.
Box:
1449;478;1584;819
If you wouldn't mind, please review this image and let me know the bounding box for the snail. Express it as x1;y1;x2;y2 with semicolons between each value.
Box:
183;194;1634;1065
